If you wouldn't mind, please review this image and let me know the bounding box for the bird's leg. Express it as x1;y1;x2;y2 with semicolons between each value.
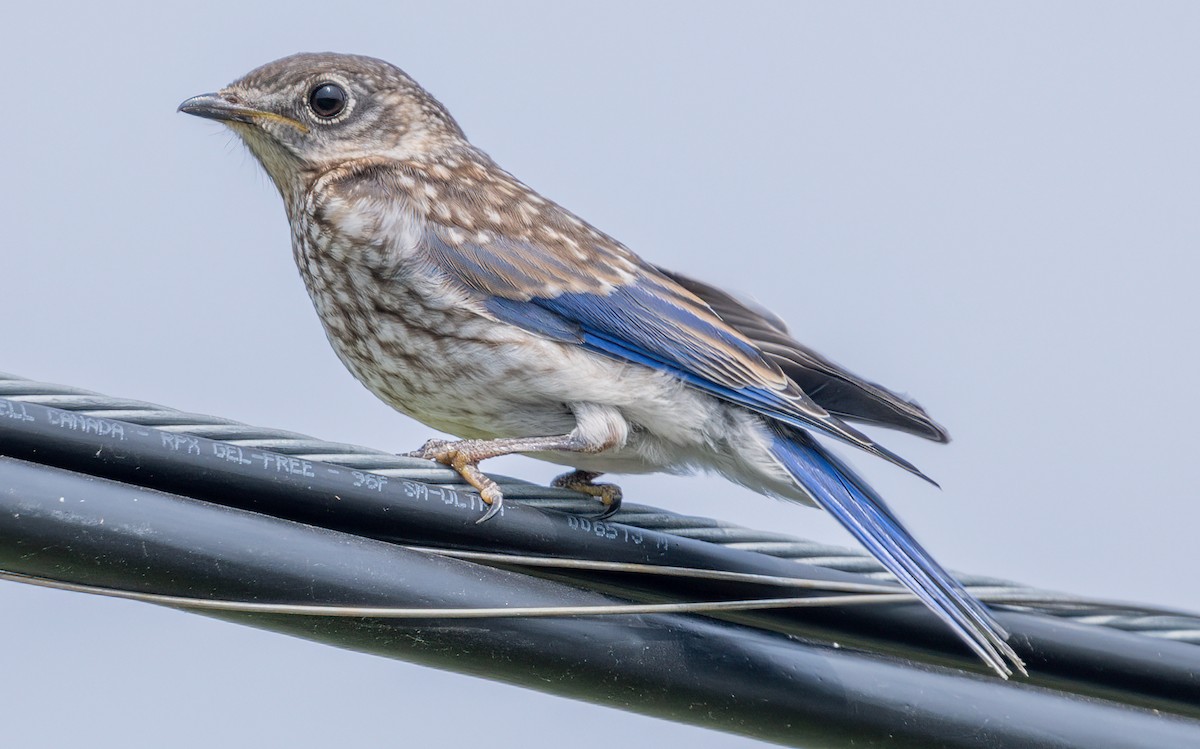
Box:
551;470;623;519
406;432;620;523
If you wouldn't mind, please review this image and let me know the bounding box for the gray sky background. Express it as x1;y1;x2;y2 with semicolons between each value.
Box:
2;2;1197;747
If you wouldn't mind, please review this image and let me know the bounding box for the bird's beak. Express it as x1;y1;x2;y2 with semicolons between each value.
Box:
178;93;260;124
177;93;309;132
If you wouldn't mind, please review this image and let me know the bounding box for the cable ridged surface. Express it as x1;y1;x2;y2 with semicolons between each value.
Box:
1;372;1194;644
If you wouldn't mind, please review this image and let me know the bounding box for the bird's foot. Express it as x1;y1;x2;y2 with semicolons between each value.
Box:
404;438;505;523
552;470;623;519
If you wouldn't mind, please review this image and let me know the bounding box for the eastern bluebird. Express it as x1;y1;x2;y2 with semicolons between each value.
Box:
180;53;1024;677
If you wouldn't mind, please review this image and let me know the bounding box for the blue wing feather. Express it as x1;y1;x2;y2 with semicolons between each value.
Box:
485;296;582;342
768;427;1024;676
540;283;769;382
485;283;828;426
478;271;930;479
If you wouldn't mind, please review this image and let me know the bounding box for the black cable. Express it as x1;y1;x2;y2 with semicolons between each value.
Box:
0;396;1197;715
1;392;1199;746
3;456;1199;749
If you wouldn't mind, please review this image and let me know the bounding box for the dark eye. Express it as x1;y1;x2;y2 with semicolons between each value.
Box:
309;83;347;118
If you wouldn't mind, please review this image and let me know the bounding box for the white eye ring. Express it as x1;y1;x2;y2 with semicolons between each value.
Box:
304;76;355;123
309;82;347;118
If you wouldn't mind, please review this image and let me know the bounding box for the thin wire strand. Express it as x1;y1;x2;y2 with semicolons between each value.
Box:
410;547;1200;617
0;565;1176;622
0;569;915;617
408;546;905;593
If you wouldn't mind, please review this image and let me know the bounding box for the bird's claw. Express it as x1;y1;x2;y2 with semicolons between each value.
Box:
552;470;623;519
594;493;622;520
477;487;505;523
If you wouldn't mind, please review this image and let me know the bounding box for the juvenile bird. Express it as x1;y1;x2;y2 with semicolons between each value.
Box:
180;52;1023;677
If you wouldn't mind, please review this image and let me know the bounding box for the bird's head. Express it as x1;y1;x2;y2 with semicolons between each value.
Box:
179;52;466;199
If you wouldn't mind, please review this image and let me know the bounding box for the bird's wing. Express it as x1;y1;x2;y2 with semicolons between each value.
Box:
420;224;933;481
656;268;950;443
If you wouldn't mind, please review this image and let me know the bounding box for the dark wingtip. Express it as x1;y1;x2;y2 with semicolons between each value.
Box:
804;405;943;488
857;434;942;488
899;395;952;444
925;418;952;445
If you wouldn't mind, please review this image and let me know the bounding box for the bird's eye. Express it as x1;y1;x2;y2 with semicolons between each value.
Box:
309;83;347;118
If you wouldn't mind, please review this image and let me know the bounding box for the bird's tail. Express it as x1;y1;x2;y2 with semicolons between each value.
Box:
768;427;1026;678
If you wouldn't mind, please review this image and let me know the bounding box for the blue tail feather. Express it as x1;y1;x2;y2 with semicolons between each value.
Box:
769;428;1025;677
